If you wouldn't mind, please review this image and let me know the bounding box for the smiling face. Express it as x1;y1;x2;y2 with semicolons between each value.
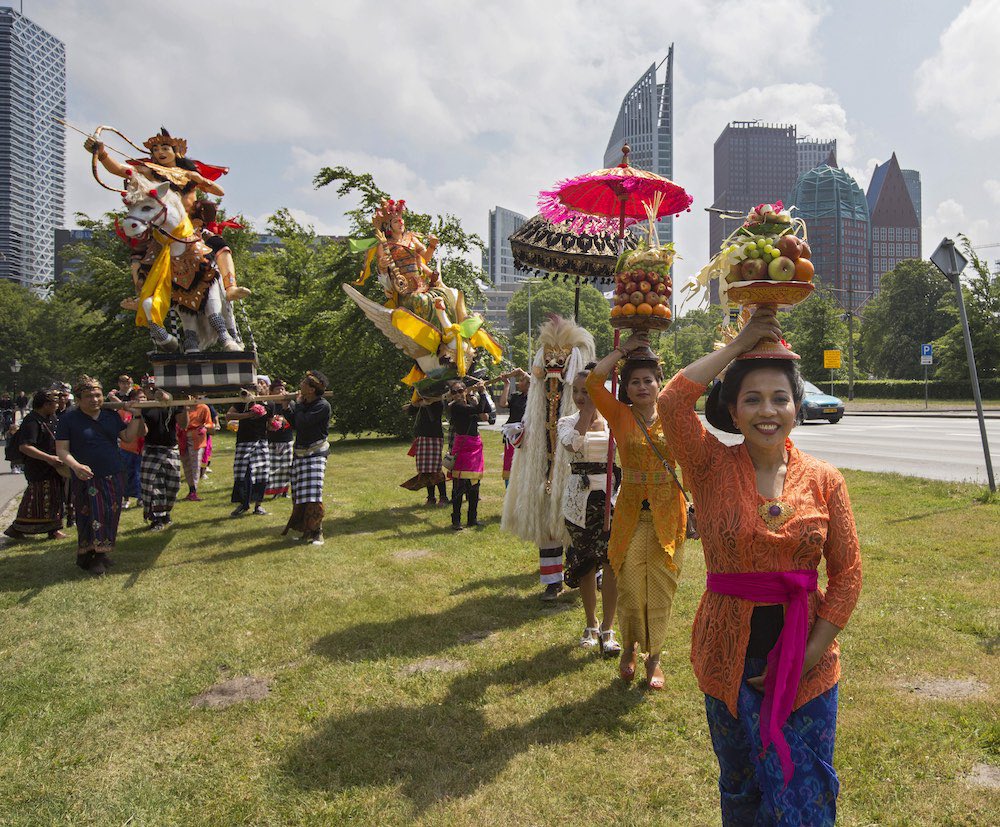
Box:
728;367;797;450
79;385;104;416
625;367;659;406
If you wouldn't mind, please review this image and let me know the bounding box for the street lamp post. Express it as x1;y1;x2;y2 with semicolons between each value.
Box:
10;358;21;397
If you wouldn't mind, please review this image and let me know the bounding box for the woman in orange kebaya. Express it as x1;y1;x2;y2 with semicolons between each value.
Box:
657;307;862;825
586;338;686;690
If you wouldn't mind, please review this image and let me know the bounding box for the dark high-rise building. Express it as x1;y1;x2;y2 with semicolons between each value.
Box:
866;153;921;293
900;168;922;225
0;7;66;295
604;45;674;245
797;138;838;176
791;164;871;309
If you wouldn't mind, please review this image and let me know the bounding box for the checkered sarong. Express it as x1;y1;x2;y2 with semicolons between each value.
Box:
413;436;443;474
232;440;270;505
140;445;181;521
290;451;327;504
265;442;293;497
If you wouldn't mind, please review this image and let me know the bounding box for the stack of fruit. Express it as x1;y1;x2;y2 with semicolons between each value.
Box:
722;202;814;285
610;244;674;329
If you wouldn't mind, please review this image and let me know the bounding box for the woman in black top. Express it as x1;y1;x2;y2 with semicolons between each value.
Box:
227;387;271;517
4;391;66;540
499;368;530;485
281;371;332;545
447;379;490;531
265;379;295;498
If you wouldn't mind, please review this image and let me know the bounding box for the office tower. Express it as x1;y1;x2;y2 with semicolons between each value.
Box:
900;168;922;225
604;45;674;244
797;138;837;175
791;164;871;309
477;206;528;335
866;153;921;292
0;7;66;295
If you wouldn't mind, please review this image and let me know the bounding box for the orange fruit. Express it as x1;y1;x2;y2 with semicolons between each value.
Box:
794;258;815;282
622;303;636;316
636;302;653;316
652;303;669;317
610;305;622;317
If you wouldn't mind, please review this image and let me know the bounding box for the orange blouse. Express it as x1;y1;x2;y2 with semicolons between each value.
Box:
185;403;211;451
585;370;686;575
657;372;862;717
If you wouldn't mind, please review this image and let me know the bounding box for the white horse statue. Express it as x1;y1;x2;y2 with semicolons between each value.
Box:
120;172;242;352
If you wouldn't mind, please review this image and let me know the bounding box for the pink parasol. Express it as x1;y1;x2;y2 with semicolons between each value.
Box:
538;145;693;235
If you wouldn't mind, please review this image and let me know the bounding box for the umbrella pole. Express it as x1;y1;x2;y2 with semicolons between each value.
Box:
603;199;628;532
573;275;580;322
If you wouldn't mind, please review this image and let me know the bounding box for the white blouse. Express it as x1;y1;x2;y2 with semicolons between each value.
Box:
557;412;618;527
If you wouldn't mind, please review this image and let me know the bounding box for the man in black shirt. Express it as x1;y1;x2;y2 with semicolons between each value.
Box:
401;395;448;505
281;370;331;545
139;382;185;530
4;391;65;540
227;378;272;517
446;379;490;530
499;368;530;486
264;379;294;498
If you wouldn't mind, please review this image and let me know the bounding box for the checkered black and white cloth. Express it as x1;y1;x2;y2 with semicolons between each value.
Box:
151;352;256;394
140;445;181;520
233;440;271;488
290;451;327;504
266;442;293;496
413;436;443;474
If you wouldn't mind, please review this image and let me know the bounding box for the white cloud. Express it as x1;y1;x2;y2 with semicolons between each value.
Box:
985;179;1000;205
914;0;1000;139
922;198;991;255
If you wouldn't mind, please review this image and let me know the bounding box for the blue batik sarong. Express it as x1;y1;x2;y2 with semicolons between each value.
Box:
705;656;839;827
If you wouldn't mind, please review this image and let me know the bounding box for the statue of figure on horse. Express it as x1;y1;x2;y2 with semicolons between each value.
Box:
82;126;251;353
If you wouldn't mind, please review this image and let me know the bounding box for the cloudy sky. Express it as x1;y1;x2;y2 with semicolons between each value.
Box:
22;0;1000;299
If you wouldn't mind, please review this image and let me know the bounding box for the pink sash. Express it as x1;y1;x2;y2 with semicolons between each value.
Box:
706;569;819;785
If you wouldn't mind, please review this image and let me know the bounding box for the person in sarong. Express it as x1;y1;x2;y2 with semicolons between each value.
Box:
201;403;219;479
446;379;489;531
139;382;183;531
4;391;66;541
281;371;331;545
587;340;686;690
180;396;211;501
56;376;144;575
498;368;529;486
264;379;294;499
657;308;862;825
117;388;144;510
227;383;271;517
401;394;448;505
557;366;622;657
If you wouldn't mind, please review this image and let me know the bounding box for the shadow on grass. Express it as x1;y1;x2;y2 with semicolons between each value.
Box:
887;504;978;524
285;645;644;812
311;577;548;663
0;530;174;595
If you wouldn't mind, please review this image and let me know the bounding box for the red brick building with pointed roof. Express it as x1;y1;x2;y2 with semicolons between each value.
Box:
867;153;921;293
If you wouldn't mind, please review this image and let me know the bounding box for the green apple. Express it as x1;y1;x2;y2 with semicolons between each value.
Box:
768;256;796;281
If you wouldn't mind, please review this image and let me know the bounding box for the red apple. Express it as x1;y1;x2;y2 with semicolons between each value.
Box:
630;291;645;304
776;235;802;260
768;256;796;281
742;258;768;280
639;280;652;293
646;291;660;305
799;241;812;259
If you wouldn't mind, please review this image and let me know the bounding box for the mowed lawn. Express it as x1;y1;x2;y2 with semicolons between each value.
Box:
0;431;997;826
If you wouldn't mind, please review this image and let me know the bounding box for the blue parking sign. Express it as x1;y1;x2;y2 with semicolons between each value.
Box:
921;344;933;358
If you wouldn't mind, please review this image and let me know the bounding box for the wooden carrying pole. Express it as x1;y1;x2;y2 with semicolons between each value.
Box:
102;392;324;410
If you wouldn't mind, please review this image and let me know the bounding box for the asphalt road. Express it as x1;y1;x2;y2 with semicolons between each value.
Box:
485;413;1000;486
706;415;1000;485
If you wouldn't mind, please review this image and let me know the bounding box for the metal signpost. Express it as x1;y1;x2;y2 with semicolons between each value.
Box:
823;350;841;395
930;238;995;491
920;344;933;410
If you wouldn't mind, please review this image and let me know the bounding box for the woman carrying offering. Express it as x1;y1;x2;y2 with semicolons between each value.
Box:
657;307;862;825
557;365;621;656
586;338;686;689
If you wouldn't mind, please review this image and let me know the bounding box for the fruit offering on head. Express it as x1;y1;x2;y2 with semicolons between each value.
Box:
613;243;676;323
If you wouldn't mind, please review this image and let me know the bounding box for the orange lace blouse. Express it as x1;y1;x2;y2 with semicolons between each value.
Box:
585;370;686;576
658;372;862;717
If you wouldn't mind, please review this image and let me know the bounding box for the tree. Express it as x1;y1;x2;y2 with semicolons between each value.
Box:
931;237;1000;383
780;281;848;381
859;260;955;379
656;307;721;375
505;279;613;361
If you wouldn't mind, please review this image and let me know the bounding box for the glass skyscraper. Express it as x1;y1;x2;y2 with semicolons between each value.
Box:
0;7;66;295
604;45;673;245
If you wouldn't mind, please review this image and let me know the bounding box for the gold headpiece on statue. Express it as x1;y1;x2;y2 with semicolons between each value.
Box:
143;127;188;158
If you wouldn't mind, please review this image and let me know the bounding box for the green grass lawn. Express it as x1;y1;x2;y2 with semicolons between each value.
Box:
0;432;997;825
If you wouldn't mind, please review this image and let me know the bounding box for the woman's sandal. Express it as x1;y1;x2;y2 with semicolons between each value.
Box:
579;626;600;649
619;648;637;684
646;662;665;690
599;628;622;658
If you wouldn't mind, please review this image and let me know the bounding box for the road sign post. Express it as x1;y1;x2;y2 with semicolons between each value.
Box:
920;344;933;410
930;239;995;492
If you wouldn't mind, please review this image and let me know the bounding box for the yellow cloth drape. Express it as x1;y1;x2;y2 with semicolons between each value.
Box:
135;214;194;328
585;370;686;576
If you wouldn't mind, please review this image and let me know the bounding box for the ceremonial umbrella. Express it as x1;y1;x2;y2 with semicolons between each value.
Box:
508;214;639;320
537;144;694;529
